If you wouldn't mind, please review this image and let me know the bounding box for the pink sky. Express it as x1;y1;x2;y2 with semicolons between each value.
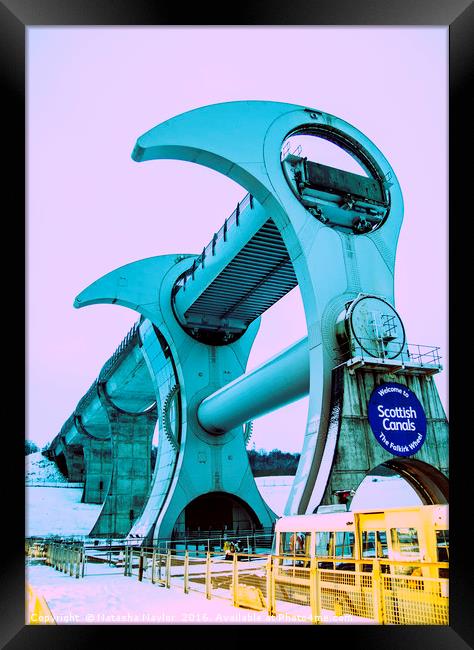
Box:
27;27;448;452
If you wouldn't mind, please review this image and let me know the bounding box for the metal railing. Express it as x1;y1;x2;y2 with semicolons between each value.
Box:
173;193;253;293
66;320;141;421
41;542;86;579
281;141;302;160
25;481;84;488
27;538;449;624
98;320;141;384
158;528;274;554
59;413;76;440
26;534;146;548
335;338;442;371
124;549;448;625
54;322;141;443
26;538;134;577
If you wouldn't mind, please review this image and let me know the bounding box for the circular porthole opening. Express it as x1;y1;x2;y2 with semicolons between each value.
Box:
281;129;390;234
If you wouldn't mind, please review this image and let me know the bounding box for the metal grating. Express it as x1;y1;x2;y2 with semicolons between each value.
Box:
184;219;297;327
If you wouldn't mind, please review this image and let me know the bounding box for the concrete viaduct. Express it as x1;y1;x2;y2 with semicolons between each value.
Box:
45;101;449;542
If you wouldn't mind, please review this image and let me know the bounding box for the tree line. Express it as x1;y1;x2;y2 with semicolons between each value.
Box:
153;446;299;476
247;448;300;476
28;440;299;478
25;440;40;455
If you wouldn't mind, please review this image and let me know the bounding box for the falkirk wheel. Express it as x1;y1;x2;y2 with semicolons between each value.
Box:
47;101;449;543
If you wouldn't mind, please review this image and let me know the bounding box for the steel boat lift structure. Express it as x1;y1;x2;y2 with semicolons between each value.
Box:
46;101;449;543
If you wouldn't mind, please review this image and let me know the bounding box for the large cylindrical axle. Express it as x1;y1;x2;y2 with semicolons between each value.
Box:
197;336;310;434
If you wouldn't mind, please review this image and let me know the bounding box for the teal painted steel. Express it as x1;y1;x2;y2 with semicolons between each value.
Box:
197;337;309;434
73;252;277;539
52;101;448;536
131;100;404;516
173;200;297;338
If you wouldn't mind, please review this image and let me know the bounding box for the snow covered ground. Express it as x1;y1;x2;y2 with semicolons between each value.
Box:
350;475;422;510
26;562;283;625
25;452;100;538
25;471;421;539
26;487;101;538
26;452;68;485
255;475;293;516
26;561;373;625
24;459;295;538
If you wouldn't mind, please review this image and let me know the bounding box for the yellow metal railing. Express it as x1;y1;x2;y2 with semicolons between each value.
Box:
122;548;448;625
380;571;448;625
29;541;448;625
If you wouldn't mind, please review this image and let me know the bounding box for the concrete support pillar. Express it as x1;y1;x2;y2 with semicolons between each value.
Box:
89;384;157;537
81;438;112;504
317;365;449;510
63;444;85;482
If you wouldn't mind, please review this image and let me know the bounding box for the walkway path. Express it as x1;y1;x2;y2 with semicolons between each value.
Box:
26;560;374;625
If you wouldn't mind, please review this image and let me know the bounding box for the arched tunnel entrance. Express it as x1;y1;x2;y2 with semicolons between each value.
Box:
55;452;69;479
54;448;85;483
172;492;261;539
350;458;448;511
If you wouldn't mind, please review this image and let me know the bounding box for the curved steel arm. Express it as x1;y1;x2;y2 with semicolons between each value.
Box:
130;101;404;514
74;254;195;325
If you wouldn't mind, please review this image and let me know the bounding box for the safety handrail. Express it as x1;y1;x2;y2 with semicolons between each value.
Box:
174;193;253;292
335;337;442;368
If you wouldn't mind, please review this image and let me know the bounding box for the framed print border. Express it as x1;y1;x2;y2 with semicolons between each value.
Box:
1;1;471;647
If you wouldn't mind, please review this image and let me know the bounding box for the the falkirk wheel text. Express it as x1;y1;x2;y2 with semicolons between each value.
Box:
46;101;449;543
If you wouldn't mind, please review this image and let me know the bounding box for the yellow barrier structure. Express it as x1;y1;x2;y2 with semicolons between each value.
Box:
233;583;266;611
26;584;56;625
127;547;448;625
29;540;445;625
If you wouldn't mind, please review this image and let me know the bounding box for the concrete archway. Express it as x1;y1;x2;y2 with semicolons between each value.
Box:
350;458;448;511
376;458;448;505
55;446;85;483
54;452;69;479
172;491;261;538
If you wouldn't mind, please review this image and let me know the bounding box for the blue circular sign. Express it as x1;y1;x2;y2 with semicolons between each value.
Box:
368;382;427;457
